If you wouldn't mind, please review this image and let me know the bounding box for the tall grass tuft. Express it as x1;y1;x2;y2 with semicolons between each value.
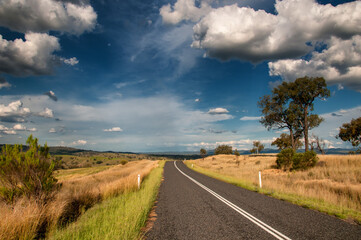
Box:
0;160;159;240
49;161;165;239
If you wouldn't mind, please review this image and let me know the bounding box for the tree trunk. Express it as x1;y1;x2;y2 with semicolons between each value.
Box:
304;106;309;152
290;128;295;150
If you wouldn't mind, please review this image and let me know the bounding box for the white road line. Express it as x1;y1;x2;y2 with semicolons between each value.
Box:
174;161;292;240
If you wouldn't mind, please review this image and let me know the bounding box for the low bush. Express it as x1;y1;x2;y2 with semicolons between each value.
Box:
276;148;295;170
293;151;318;170
120;160;128;165
276;148;318;171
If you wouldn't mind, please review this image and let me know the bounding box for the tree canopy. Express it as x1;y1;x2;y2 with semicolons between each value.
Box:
337;117;361;152
271;133;303;150
214;145;233;155
258;76;329;152
288;77;330;151
200;148;207;159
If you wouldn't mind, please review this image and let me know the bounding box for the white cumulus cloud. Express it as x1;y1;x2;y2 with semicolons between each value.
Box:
0;33;60;76
162;0;361;91
0;0;97;78
0;100;31;122
191;0;361;62
13;124;26;131
207;107;229;115
63;57;79;66
38;108;54;118
160;0;212;24
0;0;97;35
72;140;87;146
104;127;123;132
240;116;261;121
3;130;16;135
27;127;37;132
269;35;361;91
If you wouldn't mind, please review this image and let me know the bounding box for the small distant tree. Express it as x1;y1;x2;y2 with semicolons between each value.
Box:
214;145;233;155
200;148;207;160
337;117;361;153
0;135;59;204
251;141;264;154
234;149;240;157
272;133;303;150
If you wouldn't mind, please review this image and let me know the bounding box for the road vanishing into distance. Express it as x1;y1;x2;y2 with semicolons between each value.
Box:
146;161;361;240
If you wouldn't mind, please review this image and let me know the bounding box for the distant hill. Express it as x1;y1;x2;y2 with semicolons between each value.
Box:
147;148;359;156
48;146;94;155
0;144;357;156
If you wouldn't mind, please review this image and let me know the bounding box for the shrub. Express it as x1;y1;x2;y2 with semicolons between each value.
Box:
293;151;318;170
276;149;318;171
96;160;103;164
276;148;295;170
0;135;58;203
120;160;128;165
214;145;233;155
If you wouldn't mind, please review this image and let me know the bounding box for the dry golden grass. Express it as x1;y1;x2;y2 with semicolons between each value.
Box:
0;160;158;240
0;199;45;240
188;154;361;221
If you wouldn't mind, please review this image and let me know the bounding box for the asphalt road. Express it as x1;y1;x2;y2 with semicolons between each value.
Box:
146;161;361;240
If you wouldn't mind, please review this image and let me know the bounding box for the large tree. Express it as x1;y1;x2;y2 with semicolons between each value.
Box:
258;82;303;150
259;76;329;152
337;117;361;152
288;77;330;151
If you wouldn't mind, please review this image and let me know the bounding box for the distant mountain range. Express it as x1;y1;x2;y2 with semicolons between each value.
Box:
0;144;357;156
145;148;358;156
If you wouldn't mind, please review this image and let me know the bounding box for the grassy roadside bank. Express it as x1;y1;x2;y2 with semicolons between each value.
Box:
49;161;165;239
185;156;361;224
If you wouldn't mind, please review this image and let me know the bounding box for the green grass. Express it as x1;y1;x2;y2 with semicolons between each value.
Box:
49;161;165;239
184;161;361;224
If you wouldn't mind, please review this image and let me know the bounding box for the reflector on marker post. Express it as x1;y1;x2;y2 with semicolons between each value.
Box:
138;174;140;189
259;171;262;188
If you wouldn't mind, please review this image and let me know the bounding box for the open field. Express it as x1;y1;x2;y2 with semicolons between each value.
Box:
0;160;159;240
53;152;162;169
186;154;361;223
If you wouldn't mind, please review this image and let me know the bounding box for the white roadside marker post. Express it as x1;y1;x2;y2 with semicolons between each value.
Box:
259;171;262;188
192;164;194;168
138;174;140;190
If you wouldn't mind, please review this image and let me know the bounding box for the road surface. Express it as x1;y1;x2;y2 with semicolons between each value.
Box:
146;161;361;239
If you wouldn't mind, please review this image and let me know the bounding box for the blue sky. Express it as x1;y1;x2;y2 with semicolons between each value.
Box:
0;0;360;152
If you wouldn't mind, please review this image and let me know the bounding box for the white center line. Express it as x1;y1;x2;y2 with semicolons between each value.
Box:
174;161;292;240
